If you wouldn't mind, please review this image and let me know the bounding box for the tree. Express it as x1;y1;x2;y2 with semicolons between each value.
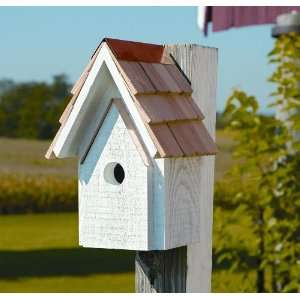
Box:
0;79;14;96
0;75;70;139
217;33;300;292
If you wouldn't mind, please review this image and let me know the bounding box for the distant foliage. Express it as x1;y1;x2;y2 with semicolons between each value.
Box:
216;112;229;129
0;75;70;139
216;111;275;129
0;79;14;96
215;33;300;292
0;175;77;214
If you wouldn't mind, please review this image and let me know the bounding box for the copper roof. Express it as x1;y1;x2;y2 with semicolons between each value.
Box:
46;38;217;159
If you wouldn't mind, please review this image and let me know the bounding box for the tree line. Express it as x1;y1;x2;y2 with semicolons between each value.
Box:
0;75;70;140
0;73;269;140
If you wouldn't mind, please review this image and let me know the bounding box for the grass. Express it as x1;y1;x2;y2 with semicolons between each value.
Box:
0;132;237;292
0;213;135;292
0;212;255;292
0;274;134;293
0;213;77;250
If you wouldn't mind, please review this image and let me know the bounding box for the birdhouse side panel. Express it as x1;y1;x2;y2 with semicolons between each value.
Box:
78;105;149;250
164;157;202;249
148;159;166;250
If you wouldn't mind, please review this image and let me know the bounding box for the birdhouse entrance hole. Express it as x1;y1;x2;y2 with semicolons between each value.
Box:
104;162;125;185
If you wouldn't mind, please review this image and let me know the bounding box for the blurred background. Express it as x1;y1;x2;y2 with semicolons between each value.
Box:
0;6;299;292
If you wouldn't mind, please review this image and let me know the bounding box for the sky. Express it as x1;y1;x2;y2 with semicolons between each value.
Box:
0;6;277;113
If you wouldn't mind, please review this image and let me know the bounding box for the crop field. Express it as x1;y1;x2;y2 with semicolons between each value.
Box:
0;130;235;180
0;131;245;292
0;137;76;177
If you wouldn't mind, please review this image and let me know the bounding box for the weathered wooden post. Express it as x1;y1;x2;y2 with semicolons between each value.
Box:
135;44;218;292
45;38;218;293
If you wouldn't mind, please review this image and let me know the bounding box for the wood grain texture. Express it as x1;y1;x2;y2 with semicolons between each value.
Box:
118;60;156;94
173;94;205;121
189;97;206;120
135;247;187;292
140;63;182;93
164;157;205;248
165;44;218;292
135;94;200;124
164;64;193;94
147;123;184;158
168;121;217;156
105;38;171;63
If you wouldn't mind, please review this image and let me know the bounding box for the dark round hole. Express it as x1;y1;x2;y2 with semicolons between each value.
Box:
114;163;125;184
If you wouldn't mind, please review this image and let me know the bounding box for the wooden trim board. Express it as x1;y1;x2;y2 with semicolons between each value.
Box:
52;43;158;159
80;100;113;164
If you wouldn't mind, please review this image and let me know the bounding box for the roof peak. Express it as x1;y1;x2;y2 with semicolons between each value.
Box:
103;37;162;48
101;37;172;64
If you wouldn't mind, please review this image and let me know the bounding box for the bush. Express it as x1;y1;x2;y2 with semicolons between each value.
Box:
0;175;77;214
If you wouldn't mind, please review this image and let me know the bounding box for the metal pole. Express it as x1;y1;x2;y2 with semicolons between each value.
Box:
272;12;300;146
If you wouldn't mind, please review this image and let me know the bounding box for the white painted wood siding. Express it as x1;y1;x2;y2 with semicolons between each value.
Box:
164;157;202;249
78;104;149;250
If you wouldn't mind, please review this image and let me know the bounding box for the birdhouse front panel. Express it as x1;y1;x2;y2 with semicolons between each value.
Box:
78;103;150;250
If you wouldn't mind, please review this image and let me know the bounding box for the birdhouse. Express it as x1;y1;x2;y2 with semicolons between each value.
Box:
46;38;217;251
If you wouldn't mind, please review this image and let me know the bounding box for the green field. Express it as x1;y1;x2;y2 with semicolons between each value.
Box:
0;212;256;292
0;132;238;292
0;212;134;292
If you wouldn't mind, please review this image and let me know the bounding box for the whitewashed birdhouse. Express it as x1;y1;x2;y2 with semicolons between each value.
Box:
46;38;217;251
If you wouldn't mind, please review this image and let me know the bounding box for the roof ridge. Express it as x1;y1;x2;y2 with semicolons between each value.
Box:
103;37;163;48
104;38;172;64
